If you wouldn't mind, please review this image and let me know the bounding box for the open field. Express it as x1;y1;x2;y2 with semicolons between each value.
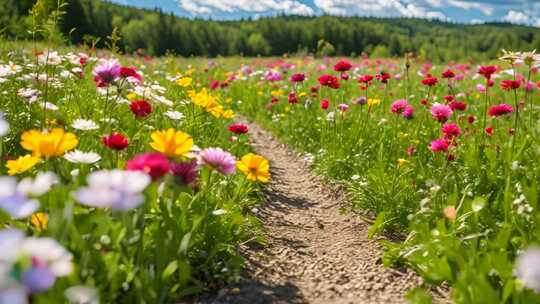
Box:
2;40;540;303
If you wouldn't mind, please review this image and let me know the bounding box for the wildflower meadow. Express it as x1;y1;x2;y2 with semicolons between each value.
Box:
3;1;540;304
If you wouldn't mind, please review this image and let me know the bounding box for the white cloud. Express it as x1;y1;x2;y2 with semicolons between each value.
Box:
179;0;314;15
502;10;529;24
313;0;446;20
446;0;494;16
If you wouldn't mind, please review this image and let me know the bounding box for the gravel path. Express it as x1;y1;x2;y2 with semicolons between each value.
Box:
191;120;440;304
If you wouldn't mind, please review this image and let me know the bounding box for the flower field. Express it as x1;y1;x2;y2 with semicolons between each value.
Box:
2;37;540;303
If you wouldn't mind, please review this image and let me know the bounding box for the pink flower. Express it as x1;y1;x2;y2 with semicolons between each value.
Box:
488;104;514;117
476;84;486;93
390;99;408;114
442;123;461;138
338;103;349;111
402;105;414;119
430;139;449;152
92;59;121;87
170;160;199;186
430;103;453;123
127;153;170;180
198;148;236;175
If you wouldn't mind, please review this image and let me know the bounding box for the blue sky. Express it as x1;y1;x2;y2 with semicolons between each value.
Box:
109;0;540;26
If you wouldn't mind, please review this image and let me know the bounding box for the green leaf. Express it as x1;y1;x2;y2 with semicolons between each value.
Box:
162;261;179;280
179;232;192;254
405;287;433;304
368;212;386;239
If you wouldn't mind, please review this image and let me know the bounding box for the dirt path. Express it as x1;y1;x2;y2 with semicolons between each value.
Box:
193;121;437;304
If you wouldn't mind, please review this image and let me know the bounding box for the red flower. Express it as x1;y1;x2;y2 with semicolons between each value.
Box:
467;115;475;124
228;123;248;134
333;60;352;72
358;75;374;84
318;74;340;89
478;66;497;80
130;100;152;118
127;153;170;181
421;74;438;87
449;101;467;111
488;103;514;117
485;126;493;136
310;86;320;93
443;95;455;102
209;80;219;90
501;79;521;90
442;123;461;138
441;69;455;78
321;99;329;110
376;72;391;84
102;133;129;150
288;92;298;104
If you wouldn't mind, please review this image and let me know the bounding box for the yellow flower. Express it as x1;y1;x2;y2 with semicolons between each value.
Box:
30;212;49;231
397;158;408;167
126;93;138;100
367;98;381;107
222;109;235;119
21;128;78;158
6;154;41;175
271;90;284;97
237;153;270;183
177;77;193;87
257;91;264;96
150;128;194;158
298;92;308;98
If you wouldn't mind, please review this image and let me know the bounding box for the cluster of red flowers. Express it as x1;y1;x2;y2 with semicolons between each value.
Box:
318;74;340;89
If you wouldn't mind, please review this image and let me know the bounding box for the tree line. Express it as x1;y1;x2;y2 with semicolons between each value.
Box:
3;0;540;61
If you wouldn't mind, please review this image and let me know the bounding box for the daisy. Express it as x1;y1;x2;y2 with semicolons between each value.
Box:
71;119;99;131
0;112;9;136
164;110;184;120
63;150;101;164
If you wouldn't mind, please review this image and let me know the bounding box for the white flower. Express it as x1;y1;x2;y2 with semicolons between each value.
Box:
0;177;39;219
64;150;101;164
43;102;58;111
72;119;99;131
0;112;9;136
73;170;151;210
17;172;58;197
164;110;184;120
516;247;540;292
65;286;99;304
37;51;63;66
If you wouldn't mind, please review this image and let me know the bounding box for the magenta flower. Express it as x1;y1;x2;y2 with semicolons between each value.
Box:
430;139;449;152
264;70;282;82
92;59;121;87
198;148;236;175
353;96;367;105
402;105;414;119
390;99;408;114
442;123;461;138
170;160;199;186
430;103;453;123
289;73;305;82
127;153;170;180
488;103;514;117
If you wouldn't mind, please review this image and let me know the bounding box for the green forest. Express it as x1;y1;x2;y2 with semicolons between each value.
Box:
2;0;540;60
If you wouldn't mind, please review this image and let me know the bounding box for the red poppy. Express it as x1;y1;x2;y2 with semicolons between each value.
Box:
321;99;329;110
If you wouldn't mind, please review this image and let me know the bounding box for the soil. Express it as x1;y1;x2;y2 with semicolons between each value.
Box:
189;120;447;304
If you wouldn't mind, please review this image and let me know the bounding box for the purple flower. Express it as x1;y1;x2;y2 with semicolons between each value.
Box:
171;160;199;186
92;59;121;86
22;267;55;293
430;103;453;123
198;148;236;175
338;103;349;111
353;96;367;105
264;70;282;82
